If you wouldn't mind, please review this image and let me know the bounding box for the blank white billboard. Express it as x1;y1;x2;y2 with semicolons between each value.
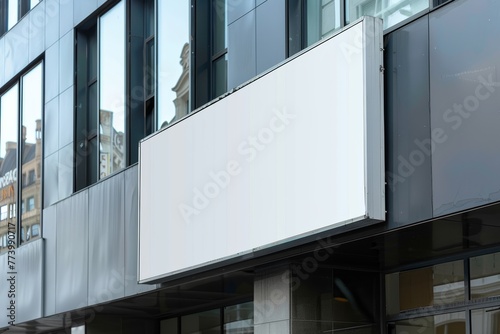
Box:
139;17;384;283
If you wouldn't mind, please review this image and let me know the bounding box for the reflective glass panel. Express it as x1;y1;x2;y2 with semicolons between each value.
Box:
472;308;500;334
146;38;155;98
157;0;190;128
213;0;227;55
292;267;378;333
224;302;253;334
181;309;220;334
0;84;18;254
213;54;227;99
346;0;429;30
393;312;466;334
306;0;340;47
386;261;464;315
470;252;500;299
7;0;18;30
20;63;43;245
99;0;125;178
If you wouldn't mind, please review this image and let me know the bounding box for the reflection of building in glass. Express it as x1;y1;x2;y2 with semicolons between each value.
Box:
99;109;125;178
172;43;190;122
163;42;190;129
0;120;42;251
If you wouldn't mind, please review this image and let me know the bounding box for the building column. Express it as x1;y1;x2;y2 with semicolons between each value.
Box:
254;266;291;334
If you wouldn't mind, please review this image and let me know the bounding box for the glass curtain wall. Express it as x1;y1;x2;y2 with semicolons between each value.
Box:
0;62;43;252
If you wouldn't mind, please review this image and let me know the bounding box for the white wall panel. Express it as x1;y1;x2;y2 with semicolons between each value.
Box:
139;17;384;283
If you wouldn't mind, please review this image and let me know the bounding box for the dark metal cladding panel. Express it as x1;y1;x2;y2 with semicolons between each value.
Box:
430;0;500;216
385;16;433;227
227;0;256;24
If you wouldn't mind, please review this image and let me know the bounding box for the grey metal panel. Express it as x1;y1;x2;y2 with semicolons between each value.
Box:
59;31;74;94
44;152;59;208
59;0;74;38
88;173;126;305
17;239;43;323
228;0;255;24
59;143;74;200
59;86;74;147
430;0;500;216
385;16;432;227
28;1;46;63
4;22;30;81
44;97;59;157
43;206;57;317
228;11;256;90
45;0;60;49
56;190;88;313
124;166;155;296
256;0;286;75
45;42;59;103
0;253;9;329
74;0;98;26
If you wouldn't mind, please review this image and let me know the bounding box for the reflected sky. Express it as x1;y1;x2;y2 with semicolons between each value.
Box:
0;84;18;159
22;64;43;144
100;0;125;133
158;0;190;127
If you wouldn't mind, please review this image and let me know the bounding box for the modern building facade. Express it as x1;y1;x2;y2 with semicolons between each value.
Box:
0;0;500;333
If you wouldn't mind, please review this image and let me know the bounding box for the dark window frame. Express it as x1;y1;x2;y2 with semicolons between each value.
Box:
193;0;228;109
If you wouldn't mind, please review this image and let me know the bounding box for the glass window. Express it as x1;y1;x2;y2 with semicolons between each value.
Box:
224;302;253;334
386;261;464;315
9;203;15;218
99;0;126;179
26;196;35;211
0;84;19;253
193;0;227;110
292;267;378;333
20;63;42;245
392;312;466;334
181;309;220;334
470;252;500;300
288;0;341;55
0;205;7;220
346;0;429;30
158;0;191;128
7;0;18;30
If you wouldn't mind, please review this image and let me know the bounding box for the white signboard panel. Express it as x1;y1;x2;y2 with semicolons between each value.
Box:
139;17;384;283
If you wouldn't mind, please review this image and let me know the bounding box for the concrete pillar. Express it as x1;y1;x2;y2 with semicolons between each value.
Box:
254;267;291;334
